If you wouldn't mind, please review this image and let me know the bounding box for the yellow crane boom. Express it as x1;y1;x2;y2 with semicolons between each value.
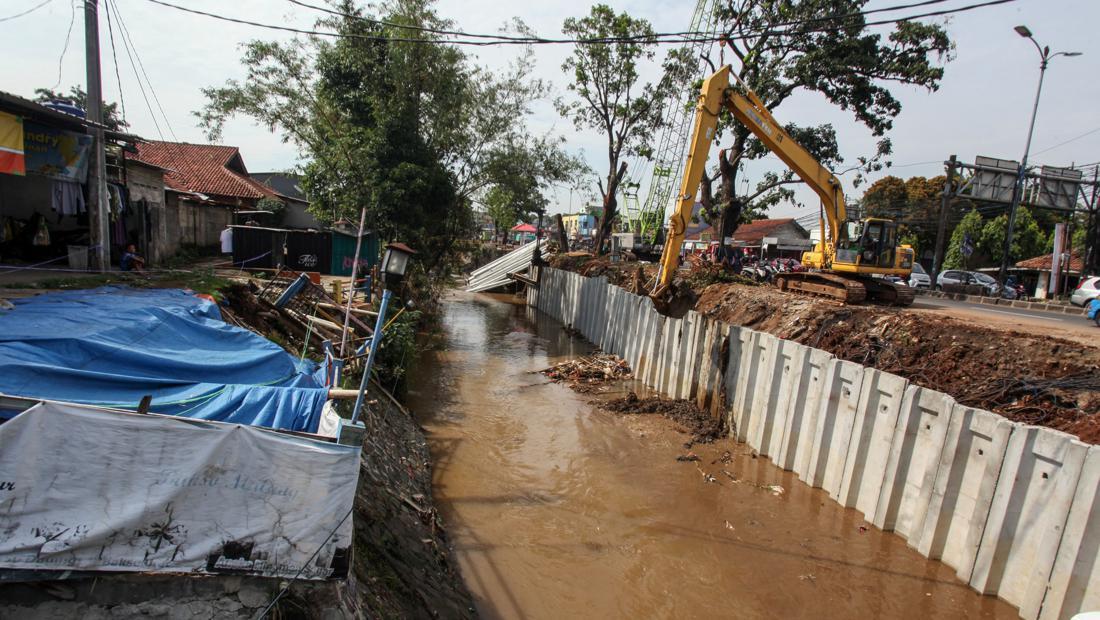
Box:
655;65;915;306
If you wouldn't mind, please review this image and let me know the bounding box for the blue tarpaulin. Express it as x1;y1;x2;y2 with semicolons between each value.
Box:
0;287;329;432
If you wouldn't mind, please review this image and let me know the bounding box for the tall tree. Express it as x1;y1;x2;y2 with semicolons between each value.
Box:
980;206;1048;266
862;175;947;257
34;86;129;131
557;4;693;255
198;0;581;276
943;208;983;270
704;0;953;251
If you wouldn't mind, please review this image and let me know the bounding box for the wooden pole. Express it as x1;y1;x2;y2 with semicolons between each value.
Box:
339;206;367;356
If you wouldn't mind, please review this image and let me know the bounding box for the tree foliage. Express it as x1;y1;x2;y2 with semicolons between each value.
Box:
557;4;694;253
704;0;953;244
943;208;982;270
34;86;129;132
861;175;944;256
980;207;1048;266
198;0;581;277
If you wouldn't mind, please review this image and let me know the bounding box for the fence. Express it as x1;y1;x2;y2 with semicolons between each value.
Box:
530;266;1098;620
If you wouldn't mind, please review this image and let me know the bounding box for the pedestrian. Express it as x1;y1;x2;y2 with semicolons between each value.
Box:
120;244;145;272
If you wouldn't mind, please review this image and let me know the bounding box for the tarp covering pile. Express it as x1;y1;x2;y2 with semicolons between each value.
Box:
0;401;358;578
0;287;328;432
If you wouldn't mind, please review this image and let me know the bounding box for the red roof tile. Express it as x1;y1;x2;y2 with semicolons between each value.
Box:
132;141;278;201
1015;251;1084;273
684;218;806;243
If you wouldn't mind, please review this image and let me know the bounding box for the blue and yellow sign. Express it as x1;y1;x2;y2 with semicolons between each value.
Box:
23;121;91;182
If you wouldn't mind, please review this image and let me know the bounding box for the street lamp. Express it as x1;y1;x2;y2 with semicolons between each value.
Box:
997;26;1082;286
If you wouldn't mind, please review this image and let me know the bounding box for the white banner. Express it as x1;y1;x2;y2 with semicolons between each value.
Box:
0;402;359;579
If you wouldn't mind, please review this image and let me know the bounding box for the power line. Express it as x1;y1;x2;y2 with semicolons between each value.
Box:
108;0;165;140
51;0;77;90
1031;126;1100;157
110;0;179;141
142;0;1021;47
103;0;127;125
0;0;55;22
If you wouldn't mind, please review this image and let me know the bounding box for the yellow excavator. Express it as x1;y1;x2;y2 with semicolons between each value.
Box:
654;65;915;306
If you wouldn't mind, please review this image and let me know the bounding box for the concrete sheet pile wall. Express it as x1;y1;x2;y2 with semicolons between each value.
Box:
531;268;1096;620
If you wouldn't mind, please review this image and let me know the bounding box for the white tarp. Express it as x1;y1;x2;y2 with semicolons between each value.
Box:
0;401;359;579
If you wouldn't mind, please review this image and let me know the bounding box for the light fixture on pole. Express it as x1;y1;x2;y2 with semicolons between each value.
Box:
340;242;417;444
997;25;1082;286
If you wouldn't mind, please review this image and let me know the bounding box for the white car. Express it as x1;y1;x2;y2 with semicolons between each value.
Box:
1070;276;1100;307
908;263;931;289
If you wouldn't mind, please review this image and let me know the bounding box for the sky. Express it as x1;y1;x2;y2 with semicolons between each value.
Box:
2;0;1098;224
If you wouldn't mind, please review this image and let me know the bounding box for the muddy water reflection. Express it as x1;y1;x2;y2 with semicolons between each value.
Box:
406;290;1017;620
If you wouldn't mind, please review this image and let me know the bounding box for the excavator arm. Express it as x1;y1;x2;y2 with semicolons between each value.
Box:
655;66;847;291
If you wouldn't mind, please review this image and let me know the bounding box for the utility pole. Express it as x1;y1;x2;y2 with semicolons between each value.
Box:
85;0;110;272
932;154;957;284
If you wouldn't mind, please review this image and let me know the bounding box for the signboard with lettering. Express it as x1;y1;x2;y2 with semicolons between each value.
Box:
22;121;92;182
0;402;358;579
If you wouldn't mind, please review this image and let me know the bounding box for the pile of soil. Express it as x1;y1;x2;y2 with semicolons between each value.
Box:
603;391;725;446
549;258;1100;444
694;282;1100;442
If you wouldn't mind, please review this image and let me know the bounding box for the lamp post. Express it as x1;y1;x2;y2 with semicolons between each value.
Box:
997;26;1082;286
349;242;416;426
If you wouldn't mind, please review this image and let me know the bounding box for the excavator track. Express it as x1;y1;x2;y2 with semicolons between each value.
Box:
774;272;866;304
774;272;915;306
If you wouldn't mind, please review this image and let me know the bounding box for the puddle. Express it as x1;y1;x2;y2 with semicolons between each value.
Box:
406;289;1018;619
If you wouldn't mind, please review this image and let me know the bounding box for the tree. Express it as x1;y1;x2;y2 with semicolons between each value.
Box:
704;1;953;253
944;209;982;270
980;206;1048;266
556;4;694;254
199;0;580;277
862;175;946;257
34;86;129;132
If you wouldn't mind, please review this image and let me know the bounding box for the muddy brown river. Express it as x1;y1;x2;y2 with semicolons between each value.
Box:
406;290;1018;619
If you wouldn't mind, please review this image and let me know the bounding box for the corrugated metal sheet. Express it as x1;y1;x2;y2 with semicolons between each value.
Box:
465;240;546;293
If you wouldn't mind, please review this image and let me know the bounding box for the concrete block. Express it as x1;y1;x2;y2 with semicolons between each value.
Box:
915;405;1015;584
1040;445;1100;620
732;331;776;443
971;426;1088;617
747;338;805;458
837;369;909;519
806;359;865;495
723;326;753;438
873;386;955;540
776;346;834;476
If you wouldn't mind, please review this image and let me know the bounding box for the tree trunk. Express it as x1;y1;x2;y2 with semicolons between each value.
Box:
593;161;628;256
555;213;570;253
716;150;742;252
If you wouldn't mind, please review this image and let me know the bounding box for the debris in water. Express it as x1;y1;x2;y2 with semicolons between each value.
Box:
676;453;700;462
538;354;632;391
602;391;725;445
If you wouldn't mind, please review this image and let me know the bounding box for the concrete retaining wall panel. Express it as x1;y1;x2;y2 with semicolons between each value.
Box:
642;307;665;387
658;317;682;396
915;406;1015;584
747;338;803;458
806;359;864;495
731;331;777;443
777;346;833;476
970;427;1088;616
873;386;955;540
723;326;751;437
837;369;909;519
624;296;642;371
678;312;703;400
696;321;728;416
1040;445;1100;620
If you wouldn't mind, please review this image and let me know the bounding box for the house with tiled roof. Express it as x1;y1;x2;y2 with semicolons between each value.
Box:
132;141;282;250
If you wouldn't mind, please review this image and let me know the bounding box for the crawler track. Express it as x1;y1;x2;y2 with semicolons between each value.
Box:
774;272;914;306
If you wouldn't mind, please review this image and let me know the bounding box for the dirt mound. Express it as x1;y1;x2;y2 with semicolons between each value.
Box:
694;282;1100;443
603;391;725;446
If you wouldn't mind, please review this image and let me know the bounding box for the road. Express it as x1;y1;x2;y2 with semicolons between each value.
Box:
910;295;1097;346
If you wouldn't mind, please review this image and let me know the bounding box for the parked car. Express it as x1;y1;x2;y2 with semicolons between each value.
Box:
1071;276;1100;307
936;270;999;296
969;271;1002;296
908;263;932;289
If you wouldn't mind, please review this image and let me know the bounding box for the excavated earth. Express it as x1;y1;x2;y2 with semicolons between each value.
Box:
550;256;1100;444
